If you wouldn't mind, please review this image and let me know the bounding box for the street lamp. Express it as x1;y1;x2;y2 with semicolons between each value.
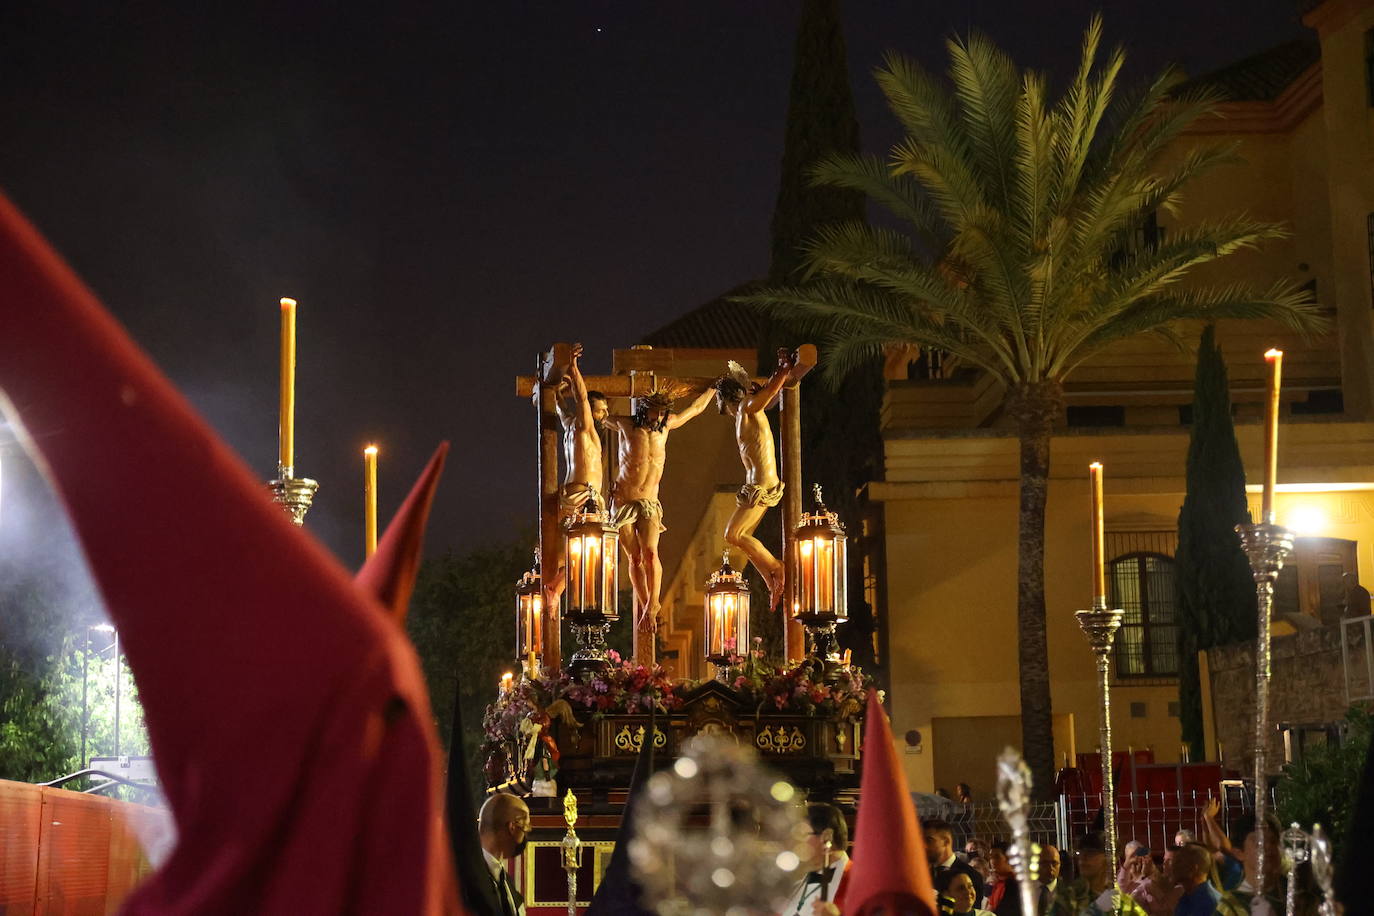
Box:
704;550;750;681
562;498;619;677
82;623;118;767
515;551;543;678
790;485;847;667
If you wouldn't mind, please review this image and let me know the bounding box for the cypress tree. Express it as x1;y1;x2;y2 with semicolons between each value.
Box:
768;0;864;285
1175;325;1258;759
764;0;881;669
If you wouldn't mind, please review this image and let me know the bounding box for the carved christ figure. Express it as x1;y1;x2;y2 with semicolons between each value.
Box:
714;349;796;609
547;343;608;606
605;383;716;643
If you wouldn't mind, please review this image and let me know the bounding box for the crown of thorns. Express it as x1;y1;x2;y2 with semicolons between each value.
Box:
634;390;674;410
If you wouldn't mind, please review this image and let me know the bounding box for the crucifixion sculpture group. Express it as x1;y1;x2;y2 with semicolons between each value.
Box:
516;343;816;668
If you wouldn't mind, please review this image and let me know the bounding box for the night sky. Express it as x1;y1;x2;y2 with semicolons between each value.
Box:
0;2;1308;567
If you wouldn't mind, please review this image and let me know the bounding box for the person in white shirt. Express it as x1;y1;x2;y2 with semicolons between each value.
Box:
479;793;531;916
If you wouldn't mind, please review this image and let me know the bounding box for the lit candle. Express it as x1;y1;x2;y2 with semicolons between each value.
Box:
568;538;581;610
363;445;379;557
842;649;852;667
530;596;542;657
527;650;537;677
1089;462;1106;602
799;539;814;613
501;672;513;694
1263;349;1283;524
584;537;599;609
278;298;297;472
817;539;833;614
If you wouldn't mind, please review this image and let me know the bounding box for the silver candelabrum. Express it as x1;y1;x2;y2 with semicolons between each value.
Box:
1075;597;1124;868
1236;521;1294;889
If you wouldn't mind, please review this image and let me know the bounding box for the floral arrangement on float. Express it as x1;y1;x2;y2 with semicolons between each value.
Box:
481;638;877;784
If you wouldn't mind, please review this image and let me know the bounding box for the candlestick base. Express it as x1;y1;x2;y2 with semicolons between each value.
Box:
1075;604;1124;869
1074;604;1123;657
1235;522;1294;580
268;470;319;526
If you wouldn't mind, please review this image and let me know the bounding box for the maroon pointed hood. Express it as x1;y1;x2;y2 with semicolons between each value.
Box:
844;691;937;916
0;192;461;914
355;443;449;623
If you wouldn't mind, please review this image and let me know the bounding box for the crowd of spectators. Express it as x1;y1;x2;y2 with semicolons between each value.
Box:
917;796;1327;916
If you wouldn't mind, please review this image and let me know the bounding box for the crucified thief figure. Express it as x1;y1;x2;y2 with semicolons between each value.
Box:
715;349;796;610
546;343;609;607
606;382;716;656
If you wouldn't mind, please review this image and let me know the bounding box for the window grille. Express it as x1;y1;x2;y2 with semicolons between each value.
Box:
1109;552;1180;677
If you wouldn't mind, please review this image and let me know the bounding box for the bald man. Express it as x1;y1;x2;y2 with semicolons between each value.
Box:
479;793;531;916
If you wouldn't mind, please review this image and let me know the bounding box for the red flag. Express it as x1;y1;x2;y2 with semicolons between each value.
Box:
844;691;937;916
355;443;449;624
0;192;462;914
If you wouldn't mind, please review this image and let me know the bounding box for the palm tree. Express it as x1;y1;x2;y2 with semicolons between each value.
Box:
737;17;1324;795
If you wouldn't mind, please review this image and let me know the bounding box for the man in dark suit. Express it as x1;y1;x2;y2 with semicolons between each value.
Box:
479;793;530;916
924;818;986;908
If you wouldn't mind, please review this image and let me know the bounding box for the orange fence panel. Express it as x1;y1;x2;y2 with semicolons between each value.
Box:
0;780;44;915
0;780;172;916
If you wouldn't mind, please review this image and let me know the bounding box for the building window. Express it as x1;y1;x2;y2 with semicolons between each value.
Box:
1067;405;1126;427
1109;552;1180;677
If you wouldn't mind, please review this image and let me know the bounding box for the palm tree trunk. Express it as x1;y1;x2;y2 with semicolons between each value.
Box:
1007;380;1063;800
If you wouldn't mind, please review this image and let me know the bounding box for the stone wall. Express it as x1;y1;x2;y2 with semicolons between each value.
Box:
1205;623;1355;777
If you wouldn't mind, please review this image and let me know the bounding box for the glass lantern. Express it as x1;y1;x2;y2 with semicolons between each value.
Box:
790;484;848;664
562;498;619;676
704;550;750;680
515;552;543;678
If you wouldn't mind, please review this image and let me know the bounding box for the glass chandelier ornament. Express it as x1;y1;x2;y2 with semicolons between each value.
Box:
704;549;750;680
515;551;543;676
629;734;809;915
790;484;848;663
562;498;619;676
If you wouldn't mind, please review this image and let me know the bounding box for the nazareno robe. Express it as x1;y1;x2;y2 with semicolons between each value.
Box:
0;191;464;914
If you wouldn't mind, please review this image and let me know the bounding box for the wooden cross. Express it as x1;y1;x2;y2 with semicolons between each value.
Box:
516;343;816;669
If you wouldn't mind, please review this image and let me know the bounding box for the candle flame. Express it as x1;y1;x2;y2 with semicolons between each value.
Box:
1089;461;1103;470
280;297;297;310
1265;348;1283;359
364;445;378;456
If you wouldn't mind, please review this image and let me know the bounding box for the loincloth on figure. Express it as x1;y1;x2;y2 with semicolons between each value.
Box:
736;480;785;509
611;497;667;532
559;481;602;514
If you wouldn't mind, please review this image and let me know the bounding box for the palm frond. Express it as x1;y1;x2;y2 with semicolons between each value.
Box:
771;16;1321;392
1057;279;1327;375
801;221;920;279
946;31;1021;213
806;153;943;248
875;52;973;167
731;281;1011;384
